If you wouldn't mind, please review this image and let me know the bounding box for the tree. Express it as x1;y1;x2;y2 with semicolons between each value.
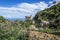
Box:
0;16;5;22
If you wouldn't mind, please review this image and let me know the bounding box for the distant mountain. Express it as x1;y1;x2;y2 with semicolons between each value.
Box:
6;18;25;21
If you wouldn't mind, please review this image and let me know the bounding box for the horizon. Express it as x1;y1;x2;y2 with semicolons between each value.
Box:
0;0;60;19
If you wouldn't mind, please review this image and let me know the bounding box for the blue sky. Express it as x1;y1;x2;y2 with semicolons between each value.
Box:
0;0;52;7
0;0;59;19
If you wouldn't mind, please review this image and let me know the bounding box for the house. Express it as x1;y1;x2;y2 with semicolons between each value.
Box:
36;20;49;29
41;20;49;27
25;15;32;20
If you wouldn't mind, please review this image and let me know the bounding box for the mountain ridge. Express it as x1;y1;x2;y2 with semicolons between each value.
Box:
34;3;60;21
33;3;60;28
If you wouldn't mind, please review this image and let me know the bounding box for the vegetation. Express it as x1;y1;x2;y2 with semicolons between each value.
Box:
33;3;60;36
0;3;60;40
0;16;31;40
34;3;60;29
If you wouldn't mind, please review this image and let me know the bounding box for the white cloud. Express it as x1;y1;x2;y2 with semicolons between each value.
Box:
48;0;60;7
0;1;48;19
49;1;53;4
53;0;60;3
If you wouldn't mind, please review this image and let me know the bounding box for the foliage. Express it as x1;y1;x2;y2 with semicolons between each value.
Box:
0;3;60;40
34;3;60;29
0;17;30;40
0;16;5;23
21;20;33;28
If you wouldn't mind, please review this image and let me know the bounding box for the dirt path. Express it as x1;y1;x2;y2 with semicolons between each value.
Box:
28;31;60;40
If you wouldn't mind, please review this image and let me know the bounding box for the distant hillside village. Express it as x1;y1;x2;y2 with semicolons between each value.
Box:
25;15;32;20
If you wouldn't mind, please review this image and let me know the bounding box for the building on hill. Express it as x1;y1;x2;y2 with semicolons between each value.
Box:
36;20;49;29
25;15;32;20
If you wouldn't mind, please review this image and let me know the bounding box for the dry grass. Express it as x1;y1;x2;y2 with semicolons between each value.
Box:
28;31;60;40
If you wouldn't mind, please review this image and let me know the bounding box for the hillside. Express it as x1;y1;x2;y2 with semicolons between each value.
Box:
34;3;60;28
0;3;60;40
34;3;60;20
